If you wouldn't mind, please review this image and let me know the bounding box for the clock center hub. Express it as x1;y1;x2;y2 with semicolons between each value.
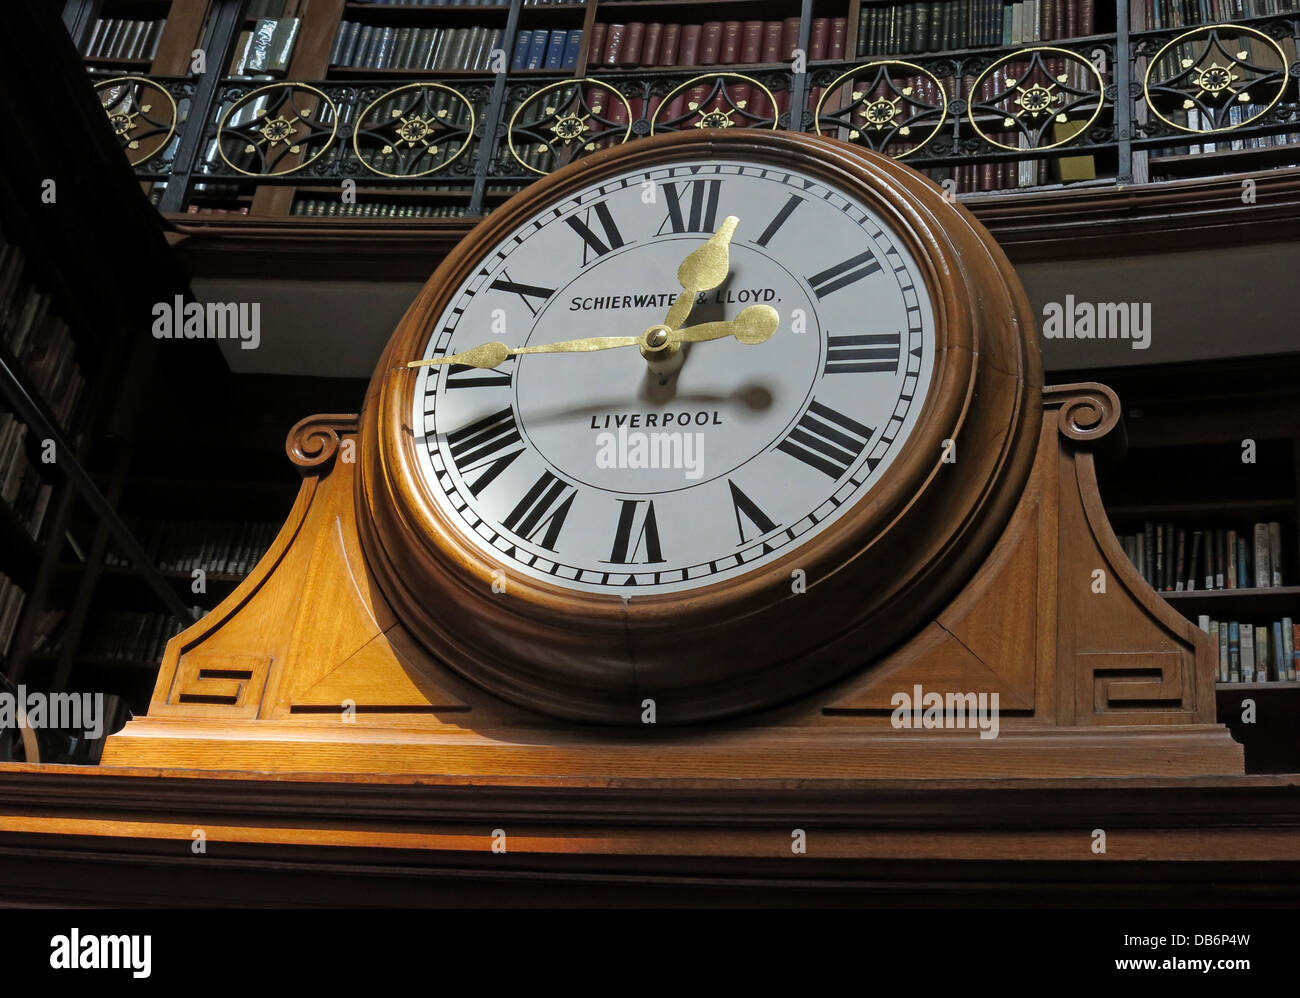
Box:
511;241;821;495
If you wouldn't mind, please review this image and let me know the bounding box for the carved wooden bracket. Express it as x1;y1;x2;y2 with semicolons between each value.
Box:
285;414;360;473
1043;382;1121;443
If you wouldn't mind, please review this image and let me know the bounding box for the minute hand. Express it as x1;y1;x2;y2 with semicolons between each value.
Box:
402;305;779;370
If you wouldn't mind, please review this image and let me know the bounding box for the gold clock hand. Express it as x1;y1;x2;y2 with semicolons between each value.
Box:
662;215;739;333
402;304;778;370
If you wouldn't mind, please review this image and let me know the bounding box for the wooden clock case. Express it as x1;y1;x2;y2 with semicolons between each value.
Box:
360;129;1037;725
101;131;1243;779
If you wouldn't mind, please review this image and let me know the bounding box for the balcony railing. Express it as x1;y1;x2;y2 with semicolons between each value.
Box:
88;5;1300;218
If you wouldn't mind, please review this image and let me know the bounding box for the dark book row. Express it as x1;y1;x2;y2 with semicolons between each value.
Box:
291;199;486;217
1119;521;1287;591
1199;616;1298;682
859;0;1096;57
330;22;504;70
0;573;26;659
511;29;585;69
80;18;165;62
1138;0;1299;30
0;236;86;431
105;518;282;579
0;413;53;546
355;0;513;5
49;609;202;666
588;19;814;72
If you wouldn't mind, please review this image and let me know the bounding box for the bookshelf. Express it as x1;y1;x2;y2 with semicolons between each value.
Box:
1085;355;1300;773
66;0;1300;220
1;1;199;762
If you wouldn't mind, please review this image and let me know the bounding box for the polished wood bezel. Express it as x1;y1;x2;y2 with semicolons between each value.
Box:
357;129;1041;724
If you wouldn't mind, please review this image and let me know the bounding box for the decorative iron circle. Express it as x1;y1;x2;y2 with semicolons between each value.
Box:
95;76;178;166
216;82;338;177
967;46;1105;151
1143;25;1288;134
650;74;779;134
352;83;475;178
813;61;949;159
507;79;632;176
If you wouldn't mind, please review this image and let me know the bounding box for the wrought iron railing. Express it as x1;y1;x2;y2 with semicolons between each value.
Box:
88;4;1300;217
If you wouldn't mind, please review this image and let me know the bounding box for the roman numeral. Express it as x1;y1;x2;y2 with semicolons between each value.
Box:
824;333;901;375
754;194;804;247
728;480;778;545
777;400;874;480
444;354;516;389
605;499;665;564
501;470;576;551
806;250;881;299
444;407;523;496
566;200;626;266
489;270;555;317
656;179;722;235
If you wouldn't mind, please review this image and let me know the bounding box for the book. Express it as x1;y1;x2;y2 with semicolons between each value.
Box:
1228;622;1240;683
1253;522;1271;588
544;29;567;71
1255;625;1269;683
562;29;584;70
1268;521;1282;587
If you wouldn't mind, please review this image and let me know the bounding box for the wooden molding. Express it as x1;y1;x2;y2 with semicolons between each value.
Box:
164;167;1300;280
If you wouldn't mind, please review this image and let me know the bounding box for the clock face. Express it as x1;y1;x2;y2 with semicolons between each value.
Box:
411;159;937;596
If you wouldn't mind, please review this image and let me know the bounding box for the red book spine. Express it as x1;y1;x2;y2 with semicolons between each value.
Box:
749;21;781;119
733;20;764;120
640;21;664;68
809;17;830;60
586;22;607;66
829;17;847;59
740;20;764;63
779;17;800;60
691;21;725;119
1082;0;1095;34
602;24;625;67
658;22;681;66
666;23;704;123
760;20;782;63
719;21;742;64
699;21;724;65
620;22;645;67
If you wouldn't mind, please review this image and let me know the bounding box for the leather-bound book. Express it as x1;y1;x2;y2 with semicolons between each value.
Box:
664;23;703;123
586;22;607;65
602;23;624;66
658;22;681;65
620;22;645;67
779;17;800;59
719;21;742;64
640;22;664;67
761;20;783;63
809;17;830;60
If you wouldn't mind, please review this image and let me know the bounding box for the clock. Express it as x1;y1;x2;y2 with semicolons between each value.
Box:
358;129;1041;724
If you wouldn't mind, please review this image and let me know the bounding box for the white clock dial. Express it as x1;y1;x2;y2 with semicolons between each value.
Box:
412;159;937;595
